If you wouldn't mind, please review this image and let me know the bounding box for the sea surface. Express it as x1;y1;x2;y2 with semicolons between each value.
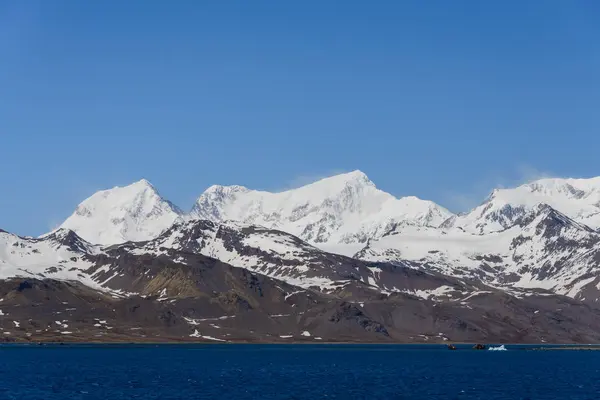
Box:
0;344;599;399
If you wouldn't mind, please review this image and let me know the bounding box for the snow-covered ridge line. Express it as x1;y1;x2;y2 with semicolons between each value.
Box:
190;170;453;244
55;179;184;245
50;170;453;246
48;171;600;248
354;204;600;302
445;177;600;234
26;170;600;303
4;204;600;306
0;228;110;292
4;218;484;304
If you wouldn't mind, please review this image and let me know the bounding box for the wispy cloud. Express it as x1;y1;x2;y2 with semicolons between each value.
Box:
46;218;63;233
442;164;557;213
515;164;556;183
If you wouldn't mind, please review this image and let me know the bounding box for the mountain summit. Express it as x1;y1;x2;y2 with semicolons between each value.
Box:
56;179;183;245
52;172;600;250
52;171;451;246
445;177;600;234
190;170;453;244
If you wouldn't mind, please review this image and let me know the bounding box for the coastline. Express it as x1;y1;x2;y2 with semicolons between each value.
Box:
2;338;600;350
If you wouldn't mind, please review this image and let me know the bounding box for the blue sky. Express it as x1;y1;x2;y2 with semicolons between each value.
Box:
2;0;600;236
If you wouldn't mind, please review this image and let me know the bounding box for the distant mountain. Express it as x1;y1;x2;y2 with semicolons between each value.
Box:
3;222;600;343
444;177;600;234
10;220;483;302
40;172;600;306
55;179;183;245
0;227;101;288
190;170;453;244
357;204;600;303
122;218;481;297
51;171;451;247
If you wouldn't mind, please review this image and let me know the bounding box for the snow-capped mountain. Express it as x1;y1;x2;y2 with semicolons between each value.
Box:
0;220;544;305
56;179;183;245
190;170;453;244
124;218;503;301
43;172;600;303
11;217;474;300
4;223;600;344
356;204;600;303
1;221;502;310
0;228;102;289
8;171;600;343
444;177;600;234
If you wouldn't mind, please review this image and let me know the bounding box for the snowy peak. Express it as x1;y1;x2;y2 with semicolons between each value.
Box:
192;170;377;220
192;184;251;221
447;176;600;234
0;228;102;287
51;171;451;246
491;177;600;209
524;177;600;197
190;170;453;244
356;199;600;301
514;203;598;240
43;228;97;254
57;179;183;245
302;169;375;191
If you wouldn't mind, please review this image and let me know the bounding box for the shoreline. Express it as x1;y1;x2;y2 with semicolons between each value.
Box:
2;340;600;349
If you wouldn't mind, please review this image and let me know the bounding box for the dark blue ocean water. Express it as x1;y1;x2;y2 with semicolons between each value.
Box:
0;344;599;399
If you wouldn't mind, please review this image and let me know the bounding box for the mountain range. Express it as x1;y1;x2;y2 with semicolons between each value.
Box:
3;170;600;343
57;171;452;246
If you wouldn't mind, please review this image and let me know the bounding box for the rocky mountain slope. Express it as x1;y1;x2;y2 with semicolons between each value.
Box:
11;171;600;342
3;223;600;343
4;274;600;344
355;204;600;304
44;174;600;302
0;228;102;289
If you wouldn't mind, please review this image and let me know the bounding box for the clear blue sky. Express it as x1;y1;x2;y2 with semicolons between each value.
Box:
2;0;600;236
